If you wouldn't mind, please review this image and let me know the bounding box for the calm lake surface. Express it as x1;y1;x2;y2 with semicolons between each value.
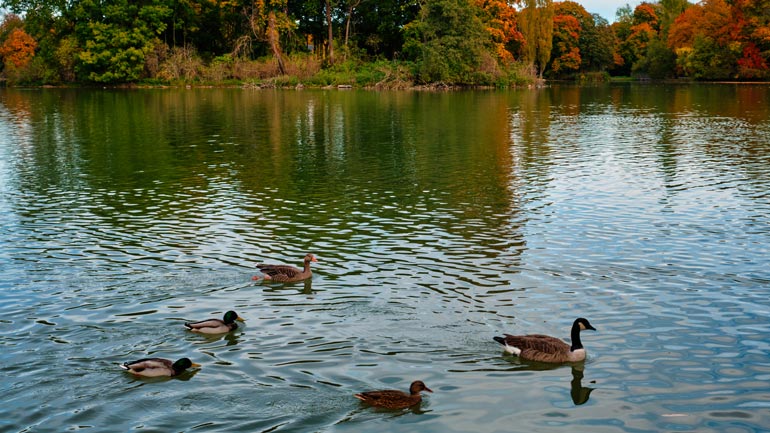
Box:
1;84;769;433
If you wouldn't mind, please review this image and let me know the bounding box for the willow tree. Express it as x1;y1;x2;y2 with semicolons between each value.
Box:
520;0;554;78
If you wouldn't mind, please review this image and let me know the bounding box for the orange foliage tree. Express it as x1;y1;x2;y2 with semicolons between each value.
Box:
0;27;37;69
473;0;525;64
667;0;768;79
550;14;581;75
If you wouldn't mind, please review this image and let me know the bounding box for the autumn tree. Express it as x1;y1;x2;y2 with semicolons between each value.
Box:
667;0;746;79
549;1;615;76
549;13;581;76
0;27;37;70
611;2;673;77
473;0;524;64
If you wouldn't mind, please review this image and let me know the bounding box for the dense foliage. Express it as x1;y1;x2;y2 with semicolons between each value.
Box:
0;0;768;85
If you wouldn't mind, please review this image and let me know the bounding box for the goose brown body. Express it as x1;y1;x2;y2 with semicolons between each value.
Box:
256;254;318;283
184;310;244;334
493;318;596;363
354;380;433;409
120;357;200;377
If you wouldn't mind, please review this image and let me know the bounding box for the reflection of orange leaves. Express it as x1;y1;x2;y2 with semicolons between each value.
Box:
0;28;38;68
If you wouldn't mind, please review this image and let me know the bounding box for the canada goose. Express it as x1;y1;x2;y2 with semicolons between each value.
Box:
254;254;318;282
120;357;201;377
493;318;596;363
354;380;433;409
184;310;245;334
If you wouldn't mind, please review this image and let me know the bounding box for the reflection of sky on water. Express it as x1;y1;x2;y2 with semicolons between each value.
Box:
1;86;769;433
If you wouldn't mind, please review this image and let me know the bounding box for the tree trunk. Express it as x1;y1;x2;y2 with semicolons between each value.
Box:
267;11;287;75
344;0;360;47
325;0;334;64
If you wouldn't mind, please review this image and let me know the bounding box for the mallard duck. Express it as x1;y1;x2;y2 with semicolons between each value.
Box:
255;253;318;283
120;357;201;377
493;317;597;363
354;380;433;409
184;310;245;334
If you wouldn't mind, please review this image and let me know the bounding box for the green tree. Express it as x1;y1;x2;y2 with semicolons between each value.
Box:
340;0;421;59
403;0;495;84
73;0;171;83
635;37;676;78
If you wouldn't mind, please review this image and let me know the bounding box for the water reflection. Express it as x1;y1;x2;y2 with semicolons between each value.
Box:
496;359;594;406
569;365;594;406
2;86;770;433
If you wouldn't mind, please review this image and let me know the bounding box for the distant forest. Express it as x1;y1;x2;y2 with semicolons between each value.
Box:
0;0;768;87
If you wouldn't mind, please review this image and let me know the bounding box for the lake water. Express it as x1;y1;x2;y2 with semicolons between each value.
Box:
1;84;769;433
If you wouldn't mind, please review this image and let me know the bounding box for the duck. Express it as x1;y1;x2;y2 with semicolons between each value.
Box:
255;253;318;283
184;310;245;334
493;317;597;363
120;357;201;377
354;380;433;409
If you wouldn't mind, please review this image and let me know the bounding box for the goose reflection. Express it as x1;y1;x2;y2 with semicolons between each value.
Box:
497;361;594;406
256;277;315;295
569;365;594;405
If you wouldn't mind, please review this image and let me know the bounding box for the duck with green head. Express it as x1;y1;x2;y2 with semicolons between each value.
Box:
184;310;245;334
120;357;201;377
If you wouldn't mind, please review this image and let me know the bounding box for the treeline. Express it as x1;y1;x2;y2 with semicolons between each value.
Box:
0;0;768;87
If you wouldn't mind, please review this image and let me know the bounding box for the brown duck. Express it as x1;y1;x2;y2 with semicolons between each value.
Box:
493;318;597;363
354;380;433;409
255;253;318;283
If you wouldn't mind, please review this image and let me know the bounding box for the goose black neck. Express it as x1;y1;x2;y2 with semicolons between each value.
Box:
570;322;583;351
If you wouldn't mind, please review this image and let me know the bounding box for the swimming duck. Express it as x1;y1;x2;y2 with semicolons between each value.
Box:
184;310;245;334
120;357;201;377
255;253;318;283
493;318;597;363
354;380;433;409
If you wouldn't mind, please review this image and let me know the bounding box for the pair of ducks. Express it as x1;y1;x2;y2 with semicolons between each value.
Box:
122;255;597;410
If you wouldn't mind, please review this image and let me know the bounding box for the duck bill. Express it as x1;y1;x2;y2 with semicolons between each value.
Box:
311;257;318;262
236;316;246;322
190;362;202;368
425;387;433;393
